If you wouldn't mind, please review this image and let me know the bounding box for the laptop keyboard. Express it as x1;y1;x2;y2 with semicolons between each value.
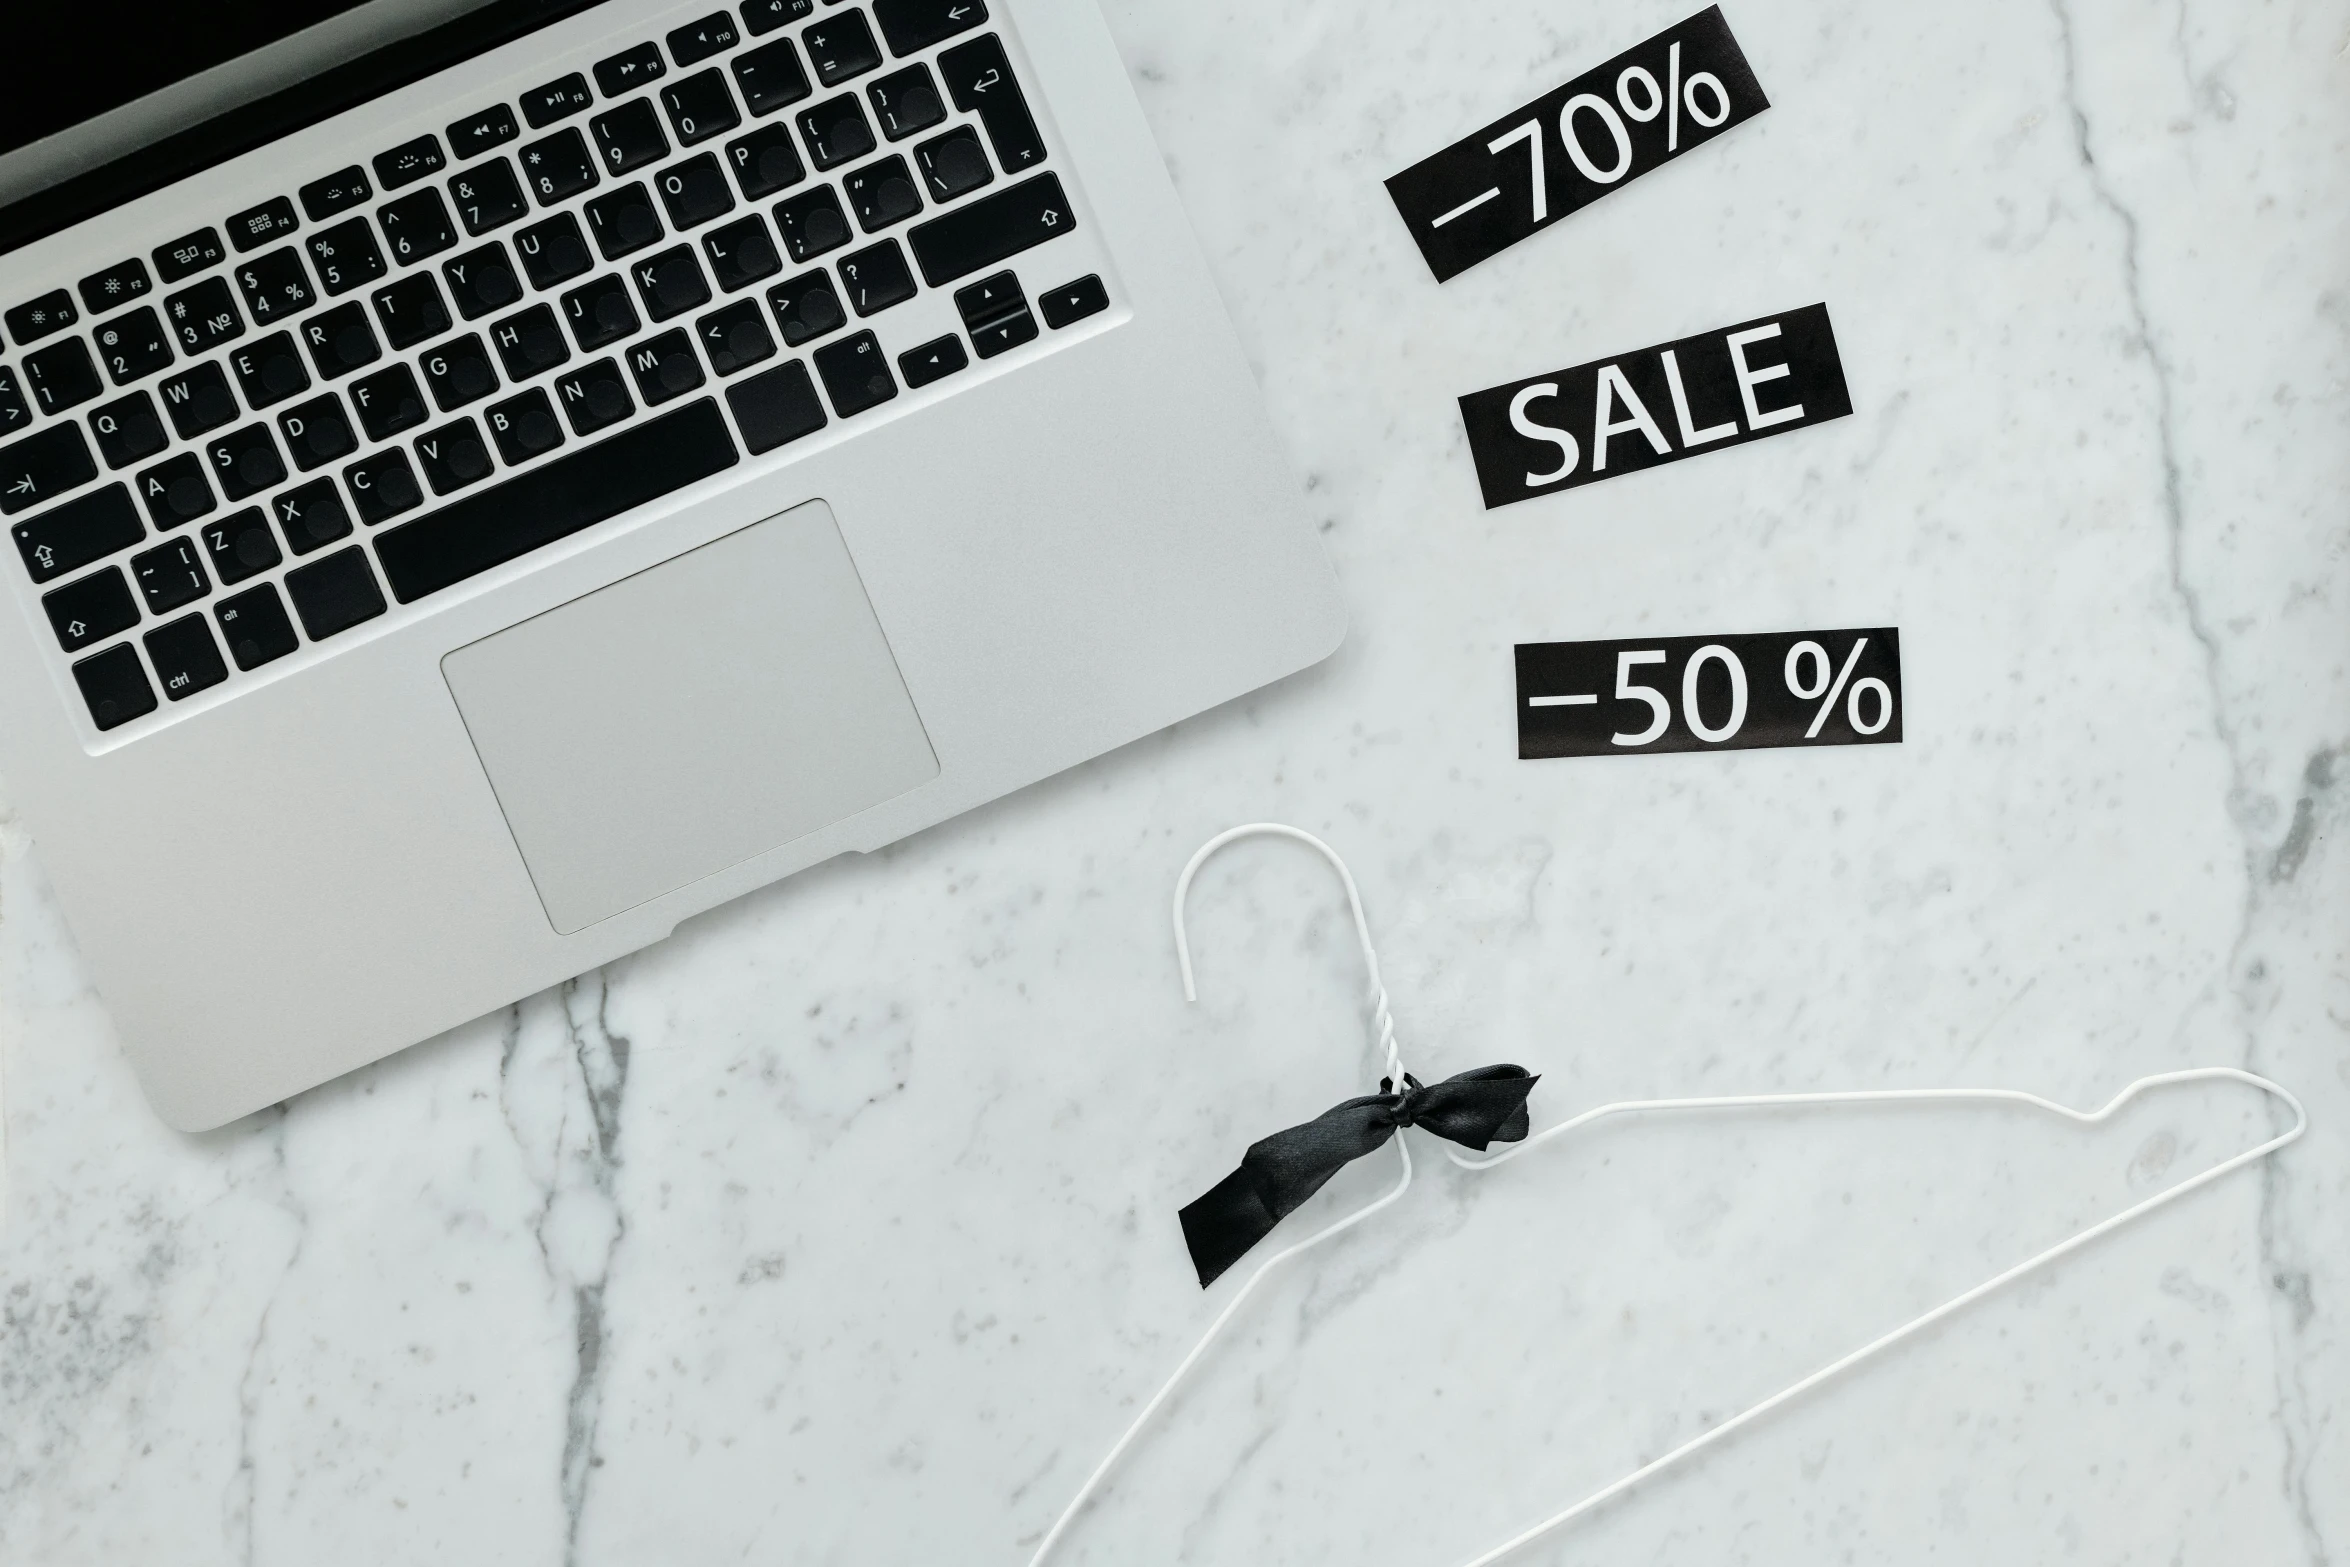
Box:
1;0;1113;737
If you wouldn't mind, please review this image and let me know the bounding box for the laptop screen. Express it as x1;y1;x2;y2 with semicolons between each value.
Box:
0;0;608;255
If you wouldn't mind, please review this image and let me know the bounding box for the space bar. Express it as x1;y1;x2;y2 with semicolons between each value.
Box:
374;399;739;603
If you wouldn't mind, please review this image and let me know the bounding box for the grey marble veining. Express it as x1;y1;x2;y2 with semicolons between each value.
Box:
4;0;2347;1562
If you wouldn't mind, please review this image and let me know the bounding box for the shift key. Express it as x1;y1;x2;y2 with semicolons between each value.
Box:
906;173;1073;288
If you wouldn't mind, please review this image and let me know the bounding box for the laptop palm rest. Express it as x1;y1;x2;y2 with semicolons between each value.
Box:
442;501;939;935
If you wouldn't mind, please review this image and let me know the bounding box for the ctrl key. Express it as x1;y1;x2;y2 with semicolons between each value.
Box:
72;643;156;731
144;614;228;701
214;583;300;670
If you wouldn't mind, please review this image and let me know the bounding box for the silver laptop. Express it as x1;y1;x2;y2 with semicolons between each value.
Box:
0;0;1344;1129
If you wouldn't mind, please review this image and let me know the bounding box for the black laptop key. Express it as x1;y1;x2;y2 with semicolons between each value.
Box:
938;35;1044;173
725;123;804;199
160;363;239;439
491;303;571;380
344;451;422;524
215;582;299;668
12;483;142;582
444;244;524;319
662;69;742;146
25;339;103;415
705;215;781;290
449;105;520;160
380;189;459;265
486;388;567;464
733;37;812;116
593;98;672;176
306;219;389;296
145;614;227;701
633;246;713;321
844;156;922;232
669;10;740;65
374;135;448;190
421;334;500;410
586;182;665;259
521;128;601;205
907;173;1072;286
89;393;168;468
450;158;530;235
302;302;383;380
154;228;226;284
6;289;78;344
954;272;1020;328
627;328;705;405
279;393;358;471
416;418;496;494
44;566;138;651
199;507;283;583
131;534;209;614
656;153;736;229
869;65;945;141
74;643;156;729
94;307;174;384
803;11;882;86
208;425;286;501
797;94;874;170
286;547;385;640
273;478;353;554
968;301;1035;357
742;0;814;36
375;398;738;602
775;185;852;261
838;240;915;315
517;213;595;289
0;368;28;435
373;273;451;349
765;268;844;344
1041;273;1108;328
229;331;311;410
696;299;775;376
228;196;300;252
136;452;215;527
724;358;825;452
234;248;314;326
79;259;155;316
351;364;430;441
874;0;987;56
596;41;669;97
898;333;966;389
563;274;641;350
300;166;373;222
0;423;98;514
555;358;635;435
914;125;991;202
813;330;895;416
522;73;595;129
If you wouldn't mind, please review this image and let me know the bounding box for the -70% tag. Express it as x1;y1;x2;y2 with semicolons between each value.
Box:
1515;627;1903;761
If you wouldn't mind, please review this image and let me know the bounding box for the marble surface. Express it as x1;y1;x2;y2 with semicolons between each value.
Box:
5;0;2348;1561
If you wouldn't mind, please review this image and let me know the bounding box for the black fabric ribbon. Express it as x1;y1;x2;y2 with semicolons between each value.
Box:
1177;1065;1539;1287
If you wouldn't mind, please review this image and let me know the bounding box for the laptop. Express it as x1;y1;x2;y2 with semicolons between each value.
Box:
0;0;1345;1129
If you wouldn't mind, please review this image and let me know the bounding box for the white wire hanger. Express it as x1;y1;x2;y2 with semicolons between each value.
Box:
1025;822;2309;1567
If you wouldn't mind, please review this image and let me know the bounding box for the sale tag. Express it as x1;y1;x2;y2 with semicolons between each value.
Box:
1459;303;1852;510
1517;628;1902;759
1385;7;1770;282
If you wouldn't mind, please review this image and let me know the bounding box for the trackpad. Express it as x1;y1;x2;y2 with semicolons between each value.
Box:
443;501;938;934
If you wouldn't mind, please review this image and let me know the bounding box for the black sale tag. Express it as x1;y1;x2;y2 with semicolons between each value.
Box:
1385;7;1769;282
1459;303;1852;510
1517;628;1901;760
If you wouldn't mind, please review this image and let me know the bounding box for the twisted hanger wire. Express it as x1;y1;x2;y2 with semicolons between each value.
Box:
1025;825;2309;1567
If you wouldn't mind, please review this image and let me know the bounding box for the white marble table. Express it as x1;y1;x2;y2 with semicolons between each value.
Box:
5;1;2346;1561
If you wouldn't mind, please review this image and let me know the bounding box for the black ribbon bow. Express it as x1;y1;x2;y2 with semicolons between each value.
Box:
1177;1065;1539;1287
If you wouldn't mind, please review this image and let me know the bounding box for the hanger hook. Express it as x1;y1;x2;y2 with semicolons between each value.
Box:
1171;823;1402;1086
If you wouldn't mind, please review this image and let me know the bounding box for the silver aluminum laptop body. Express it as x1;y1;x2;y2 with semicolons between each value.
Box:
0;0;1344;1129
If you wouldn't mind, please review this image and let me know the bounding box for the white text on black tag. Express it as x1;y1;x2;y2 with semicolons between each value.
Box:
1517;628;1902;760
